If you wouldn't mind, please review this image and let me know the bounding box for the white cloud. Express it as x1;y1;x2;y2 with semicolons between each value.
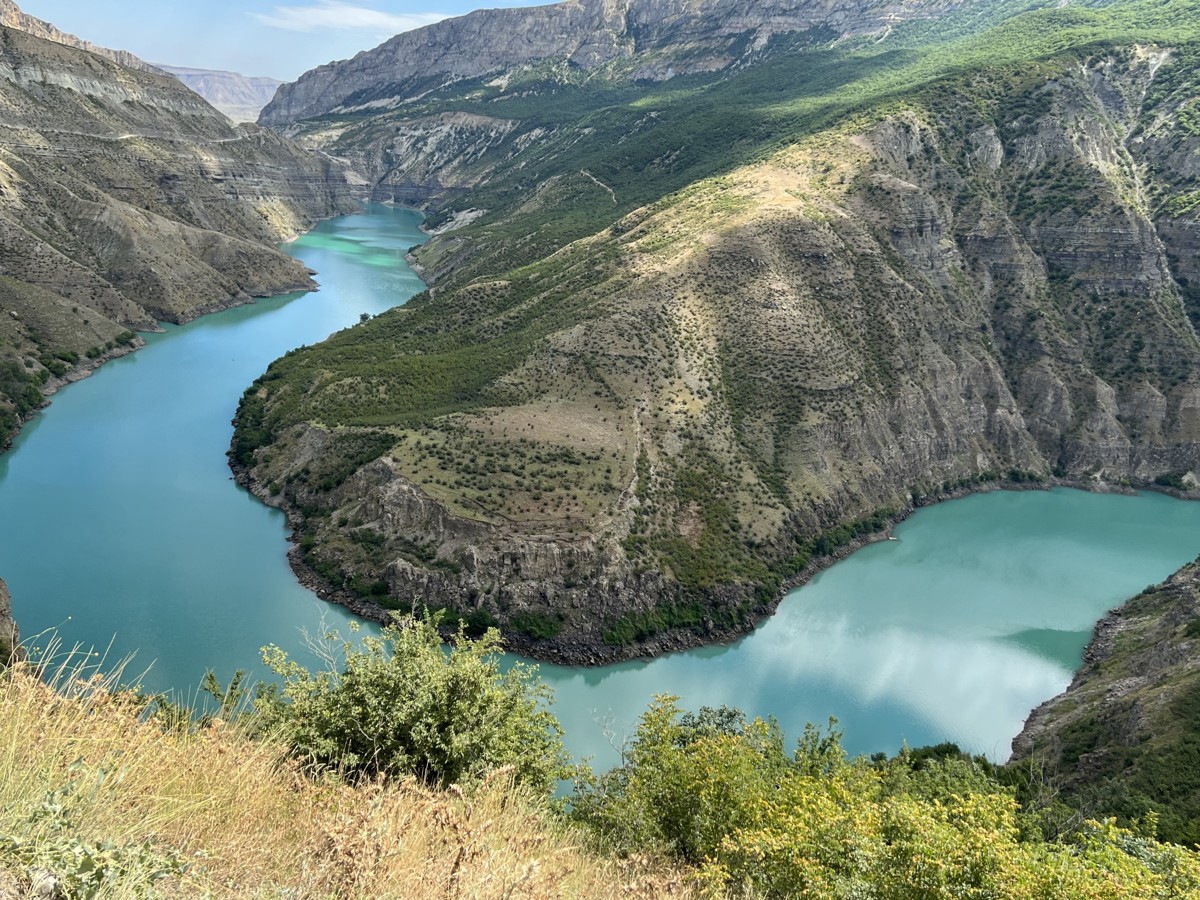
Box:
253;1;446;34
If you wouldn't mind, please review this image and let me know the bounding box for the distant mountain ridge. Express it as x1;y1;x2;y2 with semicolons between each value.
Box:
156;65;283;123
0;0;159;72
259;0;978;125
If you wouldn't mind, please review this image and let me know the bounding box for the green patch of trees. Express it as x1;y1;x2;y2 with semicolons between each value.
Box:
258;615;567;794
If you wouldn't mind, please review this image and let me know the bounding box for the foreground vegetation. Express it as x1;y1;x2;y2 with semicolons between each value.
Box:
0;640;682;899
5;618;1200;898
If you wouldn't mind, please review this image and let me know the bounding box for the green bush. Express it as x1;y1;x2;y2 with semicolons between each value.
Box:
258;614;567;795
570;696;794;860
572;699;1200;896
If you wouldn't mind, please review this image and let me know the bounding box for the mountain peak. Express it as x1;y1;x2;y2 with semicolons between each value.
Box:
0;0;159;73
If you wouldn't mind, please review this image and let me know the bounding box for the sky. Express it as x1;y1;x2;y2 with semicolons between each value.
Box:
19;0;543;81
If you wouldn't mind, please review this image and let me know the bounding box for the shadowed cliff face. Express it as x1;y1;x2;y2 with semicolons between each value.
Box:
237;39;1200;658
0;23;360;447
0;577;17;665
259;0;976;126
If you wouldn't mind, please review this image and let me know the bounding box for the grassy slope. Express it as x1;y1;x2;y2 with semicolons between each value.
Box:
238;0;1200;643
0;657;686;899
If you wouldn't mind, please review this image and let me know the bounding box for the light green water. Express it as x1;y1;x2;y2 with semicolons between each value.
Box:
2;204;1198;770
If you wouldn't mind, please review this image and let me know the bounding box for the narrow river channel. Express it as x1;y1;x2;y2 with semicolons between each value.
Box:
3;203;1199;772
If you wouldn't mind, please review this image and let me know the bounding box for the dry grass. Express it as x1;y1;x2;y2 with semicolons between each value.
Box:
0;653;694;899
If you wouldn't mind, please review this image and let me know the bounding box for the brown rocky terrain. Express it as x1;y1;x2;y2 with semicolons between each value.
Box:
0;20;360;447
238;25;1200;659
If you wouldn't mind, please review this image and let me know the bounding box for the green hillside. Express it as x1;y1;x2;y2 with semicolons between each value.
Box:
238;0;1200;656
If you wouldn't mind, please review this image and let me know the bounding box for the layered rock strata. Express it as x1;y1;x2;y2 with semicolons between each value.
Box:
0;23;360;446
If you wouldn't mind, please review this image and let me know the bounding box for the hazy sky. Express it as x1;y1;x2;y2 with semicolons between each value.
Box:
19;1;542;81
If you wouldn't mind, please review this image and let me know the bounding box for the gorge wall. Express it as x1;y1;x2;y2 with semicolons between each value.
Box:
0;22;360;447
259;0;975;127
239;31;1200;658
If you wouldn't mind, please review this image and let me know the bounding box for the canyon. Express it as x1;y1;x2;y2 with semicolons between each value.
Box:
235;0;1200;659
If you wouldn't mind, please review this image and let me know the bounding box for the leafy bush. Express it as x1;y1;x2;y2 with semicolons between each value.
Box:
570;696;797;860
572;698;1200;897
0;785;188;899
258;614;567;794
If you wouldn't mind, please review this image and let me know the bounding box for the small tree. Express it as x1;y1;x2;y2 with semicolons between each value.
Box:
258;614;566;795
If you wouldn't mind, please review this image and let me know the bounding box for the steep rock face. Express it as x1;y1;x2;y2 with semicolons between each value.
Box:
238;46;1200;659
156;65;284;123
0;576;16;664
260;0;972;125
0;24;360;447
0;0;158;72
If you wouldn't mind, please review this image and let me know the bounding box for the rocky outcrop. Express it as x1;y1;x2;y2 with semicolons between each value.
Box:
0;0;158;73
1009;558;1200;843
237;40;1200;658
156;65;283;123
260;0;975;125
0;576;17;664
0;23;360;447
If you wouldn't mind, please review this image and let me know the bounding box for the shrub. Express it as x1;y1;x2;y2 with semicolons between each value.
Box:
570;696;794;860
258;614;567;795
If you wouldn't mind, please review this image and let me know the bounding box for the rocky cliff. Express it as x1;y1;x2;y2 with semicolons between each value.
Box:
0;23;360;447
259;0;978;126
0;576;17;664
0;0;159;73
1010;557;1200;845
157;65;283;123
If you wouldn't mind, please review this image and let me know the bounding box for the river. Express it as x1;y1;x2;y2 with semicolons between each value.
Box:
2;203;1199;771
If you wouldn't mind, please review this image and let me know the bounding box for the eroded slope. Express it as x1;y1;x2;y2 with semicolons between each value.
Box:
238;3;1200;658
0;25;359;446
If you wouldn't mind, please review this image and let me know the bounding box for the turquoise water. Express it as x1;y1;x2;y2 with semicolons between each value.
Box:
0;204;428;695
2;204;1198;768
542;487;1200;769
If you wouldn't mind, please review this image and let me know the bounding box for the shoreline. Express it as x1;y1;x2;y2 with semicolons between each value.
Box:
0;205;357;457
232;455;1197;668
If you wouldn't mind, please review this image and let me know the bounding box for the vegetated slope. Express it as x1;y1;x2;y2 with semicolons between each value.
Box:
237;0;1200;660
0;24;359;448
157;65;284;123
1011;557;1200;846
